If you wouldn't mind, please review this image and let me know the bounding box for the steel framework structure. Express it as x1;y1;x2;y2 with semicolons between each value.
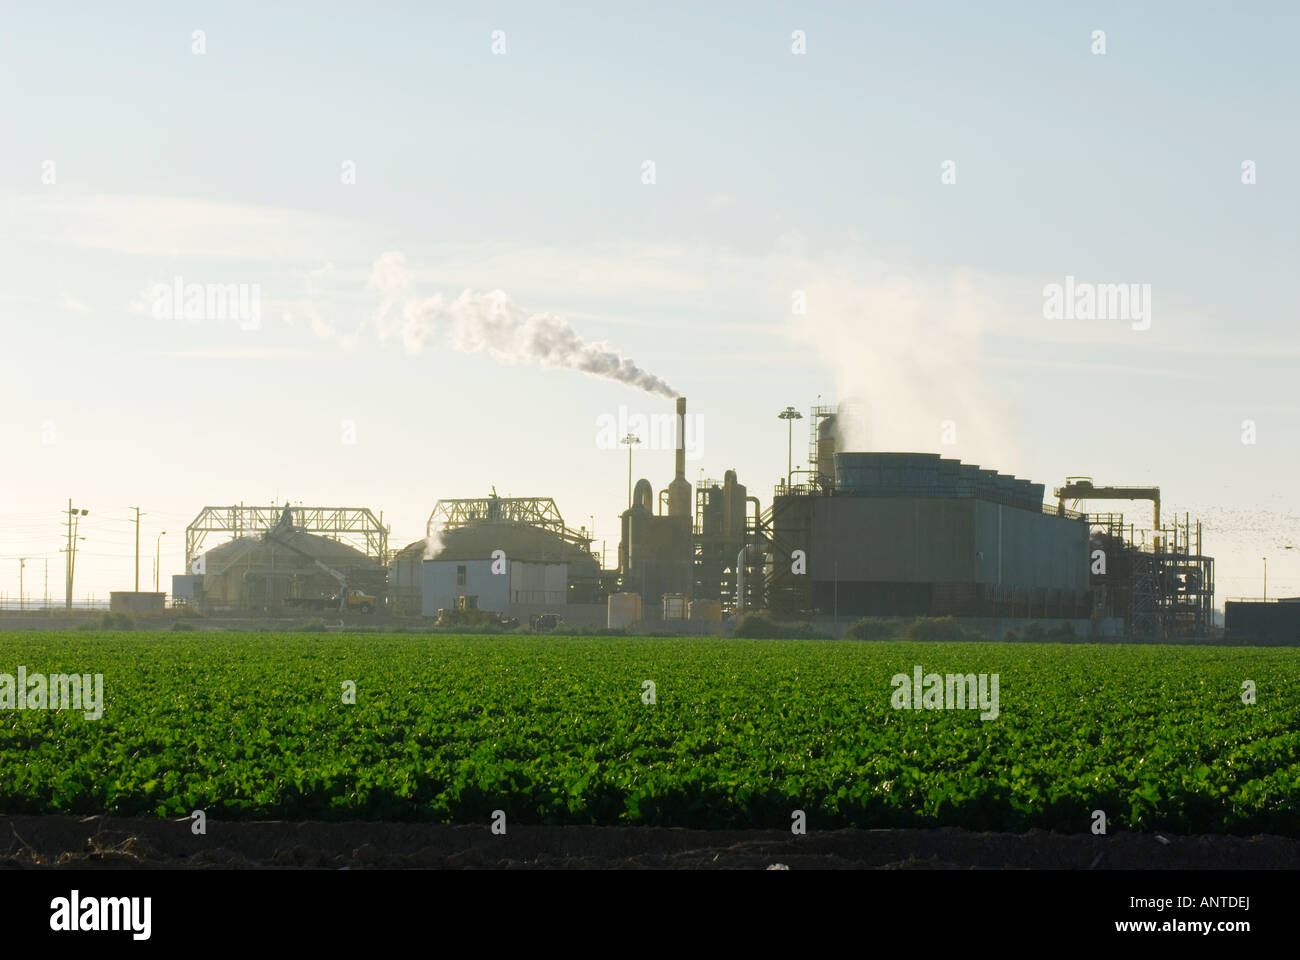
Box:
1129;554;1162;638
186;505;388;565
427;496;591;547
1151;515;1214;637
759;494;809;617
1079;503;1215;638
1056;479;1161;530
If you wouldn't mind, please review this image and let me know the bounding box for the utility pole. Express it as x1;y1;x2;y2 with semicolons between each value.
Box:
66;499;72;608
155;530;167;592
131;506;144;592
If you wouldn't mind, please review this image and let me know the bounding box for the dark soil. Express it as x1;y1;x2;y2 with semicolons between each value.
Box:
1;815;1296;868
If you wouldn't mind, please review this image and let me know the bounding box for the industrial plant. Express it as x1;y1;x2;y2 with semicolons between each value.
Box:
170;396;1224;639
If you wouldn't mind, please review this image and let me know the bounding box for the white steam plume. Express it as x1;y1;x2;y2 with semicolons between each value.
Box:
369;252;676;398
422;525;444;560
771;240;1016;465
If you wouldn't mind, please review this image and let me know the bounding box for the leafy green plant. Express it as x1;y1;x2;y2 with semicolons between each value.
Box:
0;631;1295;835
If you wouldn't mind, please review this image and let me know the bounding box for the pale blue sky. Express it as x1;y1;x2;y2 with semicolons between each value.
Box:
2;1;1297;604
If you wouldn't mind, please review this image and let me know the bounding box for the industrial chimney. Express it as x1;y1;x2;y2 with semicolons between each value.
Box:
667;396;692;518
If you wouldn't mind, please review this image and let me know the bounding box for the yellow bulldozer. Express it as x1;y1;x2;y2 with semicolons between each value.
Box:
434;594;518;628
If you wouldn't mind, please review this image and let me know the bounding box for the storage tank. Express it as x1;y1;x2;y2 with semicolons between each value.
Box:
662;593;687;620
816;414;837;482
722;470;748;544
608;592;642;628
634;479;654;513
689;599;723;621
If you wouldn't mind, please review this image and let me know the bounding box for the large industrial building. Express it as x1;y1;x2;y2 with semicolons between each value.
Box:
1224;598;1300;644
597;399;1215;637
173;505;388;615
618;398;696;616
395;495;608;625
766;452;1091;621
169;395;1222;639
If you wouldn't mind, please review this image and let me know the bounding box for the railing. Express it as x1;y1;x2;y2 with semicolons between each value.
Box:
771;482;1086;521
0;598;111;611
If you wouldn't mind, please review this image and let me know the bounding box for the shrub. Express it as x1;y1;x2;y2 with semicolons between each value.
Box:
731;613;829;640
844;617;908;642
1004;622;1081;643
732;613;787;639
564;624;629;637
906;617;967;643
782;623;834;640
1020;622;1047;643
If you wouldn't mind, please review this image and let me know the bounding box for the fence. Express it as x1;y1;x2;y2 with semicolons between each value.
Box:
0;596;112;612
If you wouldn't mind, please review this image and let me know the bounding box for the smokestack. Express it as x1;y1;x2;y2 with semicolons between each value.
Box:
667;396;691;519
674;396;686;481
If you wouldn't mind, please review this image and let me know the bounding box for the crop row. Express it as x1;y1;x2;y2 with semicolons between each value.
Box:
0;632;1296;834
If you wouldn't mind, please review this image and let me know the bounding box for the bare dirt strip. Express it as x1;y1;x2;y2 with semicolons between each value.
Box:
1;816;1296;869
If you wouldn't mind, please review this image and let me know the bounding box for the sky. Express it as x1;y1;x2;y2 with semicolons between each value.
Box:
1;1;1298;607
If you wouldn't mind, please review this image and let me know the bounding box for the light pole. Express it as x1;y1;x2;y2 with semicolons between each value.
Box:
155;531;167;592
621;433;641;508
1262;556;1267;600
778;407;803;489
65;502;88;609
18;558;27;611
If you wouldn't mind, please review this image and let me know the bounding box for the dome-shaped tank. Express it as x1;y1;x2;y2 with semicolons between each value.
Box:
634;478;654;512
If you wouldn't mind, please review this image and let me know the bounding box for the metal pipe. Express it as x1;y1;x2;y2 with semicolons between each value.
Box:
675;397;687;481
737;544;754;613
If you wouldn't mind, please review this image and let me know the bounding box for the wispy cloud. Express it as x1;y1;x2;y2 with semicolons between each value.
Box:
2;191;369;261
151;348;313;360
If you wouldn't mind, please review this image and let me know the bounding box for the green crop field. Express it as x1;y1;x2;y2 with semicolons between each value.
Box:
0;632;1296;834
